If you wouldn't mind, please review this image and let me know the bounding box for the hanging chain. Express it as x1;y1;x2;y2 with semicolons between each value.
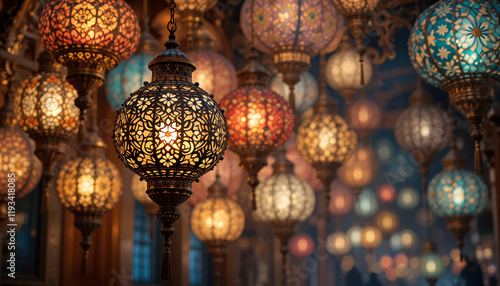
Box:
167;0;177;34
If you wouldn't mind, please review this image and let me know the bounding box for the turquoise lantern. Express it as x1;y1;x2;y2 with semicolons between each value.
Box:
428;140;487;256
409;0;500;174
419;241;445;286
354;188;378;217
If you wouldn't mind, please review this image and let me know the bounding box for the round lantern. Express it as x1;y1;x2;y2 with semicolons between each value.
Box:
327;231;352;256
337;143;379;197
419;241;445;286
360;225;383;251
408;0;500;173
39;0;140;119
346;96;382;141
347;225;363;248
400;229;418;250
177;0;218;44
354;188;378;217
397;187;420;210
376;184;396;204
270;71;319;113
113;32;228;279
374;209;400;239
290;234;315;257
325;40;373;105
188;25;237;103
221;50;294;209
329;179;354;218
240;0;343;111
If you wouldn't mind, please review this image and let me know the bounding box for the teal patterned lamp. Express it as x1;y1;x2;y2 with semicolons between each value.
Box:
419;241;445;286
409;0;500;174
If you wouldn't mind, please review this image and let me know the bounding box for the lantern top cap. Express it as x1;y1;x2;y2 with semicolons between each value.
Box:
237;47;269;87
409;77;433;106
441;145;466;170
208;173;227;196
148;36;197;80
272;146;294;174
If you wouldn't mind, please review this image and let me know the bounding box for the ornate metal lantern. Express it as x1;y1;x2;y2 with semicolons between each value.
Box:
270;71;319;113
240;0;343;111
408;0;500;173
176;0;217;44
337;143;379;197
419;241;445;286
255;148;315;285
15;52;79;210
113;2;228;279
190;175;245;286
220;49;293;209
39;0;140;129
347;96;382;142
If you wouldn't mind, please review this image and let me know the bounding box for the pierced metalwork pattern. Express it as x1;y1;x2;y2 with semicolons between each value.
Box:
57;155;122;213
15;71;79;139
240;0;342;55
255;173;315;222
113;82;228;182
39;0;140;70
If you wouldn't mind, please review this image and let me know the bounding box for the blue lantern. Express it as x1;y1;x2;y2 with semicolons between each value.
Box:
409;0;500;174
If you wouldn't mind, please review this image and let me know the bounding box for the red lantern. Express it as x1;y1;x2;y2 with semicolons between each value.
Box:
290;234;315;257
376;184;396;204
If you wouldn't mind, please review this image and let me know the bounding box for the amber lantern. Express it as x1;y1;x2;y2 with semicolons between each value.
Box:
0;83;42;225
240;0;343;111
329;179;354;225
327;231;352;257
400;229;418;251
187;24;237;103
337;143;379;197
376;184;396;204
131;174;158;237
39;0;140;132
176;0;217;44
220;49;293;209
190;175;245;286
15;52;79;211
255;148;315;284
290;234;315;257
347;95;382;142
360;225;383;251
113;2;228;279
374;209;400;241
296;52;357;220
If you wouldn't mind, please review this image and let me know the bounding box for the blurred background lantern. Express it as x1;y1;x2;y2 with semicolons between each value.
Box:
289;234;315;258
347;225;363;248
400;229;418;251
337;143;379;197
354;188;378;218
409;0;500;173
270;71;319;114
360;225;383;251
106;0;159;110
327;231;352;256
187;24;237;103
190;175;245;286
15;52;79;210
255;148;315;284
329;179;354;222
419;241;445;286
390;233;403;251
240;0;343;111
397;187;420;210
177;0;217;44
376;184;396;204
221;49;293;209
325;36;373;105
346;95;382;142
131;174;158;237
374;209;400;240
374;138;394;165
416;207;436;228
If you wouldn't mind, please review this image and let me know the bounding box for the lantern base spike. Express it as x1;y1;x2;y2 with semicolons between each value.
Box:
444;216;472;261
238;152;269;211
74;213;102;275
270;220;297;286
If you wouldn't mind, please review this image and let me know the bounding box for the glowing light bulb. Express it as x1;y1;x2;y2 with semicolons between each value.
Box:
159;121;178;144
298;238;308;252
452;187;465;205
420;125;430;137
358;107;369;123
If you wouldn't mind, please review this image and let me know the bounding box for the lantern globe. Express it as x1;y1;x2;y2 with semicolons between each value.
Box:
332;0;380;18
270;71;319;113
347;225;363;248
290;234;315;257
354;188;378;217
347;97;382;140
329;179;354;216
376;184;396;204
400;229;418;250
327;231;352;256
419;252;445;280
39;0;140;73
360;225;383;250
397;187;420;210
338;144;379;197
374;209;400;237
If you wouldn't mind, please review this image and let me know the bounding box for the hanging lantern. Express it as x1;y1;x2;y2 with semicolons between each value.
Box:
0;84;42;224
187;24;237;103
329;179;354;219
15;52;79;211
113;2;228;279
190;175;245;286
376;184;396;204
354;188;378;217
39;0;140;129
374;209;400;240
419;241;445;286
106;1;159;110
400;229;418;251
408;0;500;174
394;78;450;193
290;234;315;258
347;225;363;248
325;38;373;105
347;96;382;141
338;143;379;197
131;174;158;237
397;187;419;210
360;225;383;251
270;71;319;113
428;142;487;257
240;0;343;111
327;231;352;256
220;49;293;210
176;0;217;44
255;148;315;285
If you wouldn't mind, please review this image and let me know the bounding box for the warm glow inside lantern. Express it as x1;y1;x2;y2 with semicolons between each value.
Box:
329;179;354;217
337;143;379;197
290;234;315;257
376;184;396;204
361;225;383;250
397;187;419;210
374;209;400;238
347;225;363;248
327;231;352;256
347;97;382;141
354;188;378;217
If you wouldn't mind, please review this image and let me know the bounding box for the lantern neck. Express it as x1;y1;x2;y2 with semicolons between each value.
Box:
37;51;65;74
207;174;227;197
441;145;466;170
313;91;338;114
272;146;294;175
148;36;196;82
237;48;269;88
422;240;437;254
409;77;433;106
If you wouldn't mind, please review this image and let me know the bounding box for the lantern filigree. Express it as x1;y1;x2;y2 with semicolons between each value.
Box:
409;0;500;173
220;49;293;209
113;3;228;277
337;143;379;197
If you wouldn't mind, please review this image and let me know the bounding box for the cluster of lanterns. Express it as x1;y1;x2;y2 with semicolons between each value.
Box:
0;0;495;283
